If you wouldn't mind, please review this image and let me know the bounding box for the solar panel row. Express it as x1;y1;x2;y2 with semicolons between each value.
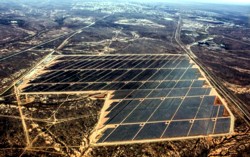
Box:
23;69;203;93
28;68;200;83
104;96;229;125
98;118;231;143
47;55;188;70
55;54;185;61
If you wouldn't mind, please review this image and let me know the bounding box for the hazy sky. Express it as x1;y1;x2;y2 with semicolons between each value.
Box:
136;0;250;4
194;0;250;4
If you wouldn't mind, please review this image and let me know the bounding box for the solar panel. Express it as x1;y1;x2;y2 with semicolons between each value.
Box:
17;54;233;145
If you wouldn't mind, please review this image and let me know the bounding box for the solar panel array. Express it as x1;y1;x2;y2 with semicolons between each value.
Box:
20;54;232;144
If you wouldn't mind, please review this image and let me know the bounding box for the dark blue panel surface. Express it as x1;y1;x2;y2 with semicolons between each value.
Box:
175;81;192;88
148;89;171;98
102;83;126;90
168;88;189;97
124;99;162;123
157;81;176;89
196;96;218;118
106;100;140;118
140;82;160;89
163;121;191;137
135;122;167;140
149;69;172;81
214;118;231;134
149;98;182;121
173;97;202;120
126;90;151;99
181;69;200;80
187;88;211;96
189;120;215;136
121;82;143;90
104;124;141;142
111;90;132;99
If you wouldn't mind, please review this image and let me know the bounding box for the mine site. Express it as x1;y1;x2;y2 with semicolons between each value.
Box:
0;0;249;156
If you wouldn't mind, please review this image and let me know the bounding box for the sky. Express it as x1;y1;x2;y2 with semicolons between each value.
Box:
133;0;250;5
192;0;250;4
